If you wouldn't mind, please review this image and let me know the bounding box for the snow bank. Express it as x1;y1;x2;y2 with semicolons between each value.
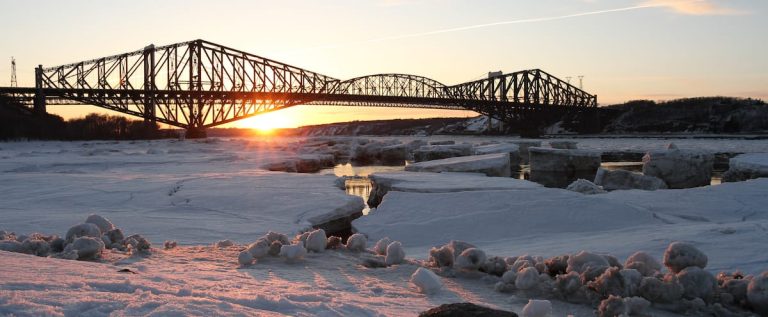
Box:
356;171;768;275
355;187;657;256
0;169;364;245
404;153;512;177
723;153;768;182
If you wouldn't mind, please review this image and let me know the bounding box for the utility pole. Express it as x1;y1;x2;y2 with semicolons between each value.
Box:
566;76;572;84
10;57;18;87
578;75;584;90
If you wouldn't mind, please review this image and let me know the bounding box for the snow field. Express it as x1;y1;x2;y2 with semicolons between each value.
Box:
2;137;768;316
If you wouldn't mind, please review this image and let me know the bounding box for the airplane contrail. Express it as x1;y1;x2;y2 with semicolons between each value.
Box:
284;0;704;53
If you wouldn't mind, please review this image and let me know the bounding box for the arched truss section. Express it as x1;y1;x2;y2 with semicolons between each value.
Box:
331;74;447;98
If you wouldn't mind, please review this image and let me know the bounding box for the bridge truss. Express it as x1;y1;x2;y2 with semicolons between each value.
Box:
1;39;597;135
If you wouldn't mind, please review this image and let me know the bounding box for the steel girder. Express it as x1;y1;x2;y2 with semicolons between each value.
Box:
8;40;597;129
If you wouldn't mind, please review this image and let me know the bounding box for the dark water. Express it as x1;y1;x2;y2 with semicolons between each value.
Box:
321;163;405;215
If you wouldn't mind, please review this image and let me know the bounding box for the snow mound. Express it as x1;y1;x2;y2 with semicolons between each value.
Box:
410;267;443;294
624;251;662;277
565;179;606;195
305;229;327;253
597;295;625;317
326;236;343;250
246;239;270;259
64;236;105;260
214;239;235;248
373;237;392;255
748;272;768;315
385;241;405;266
345;233;366;252
515;267;539;290
676;266;716;301
238;250;255;266
663;242;708;273
0;240;25;253
65;223;102;243
454;248;487;271
279;243;307;262
85;214;115;234
521;299;552;317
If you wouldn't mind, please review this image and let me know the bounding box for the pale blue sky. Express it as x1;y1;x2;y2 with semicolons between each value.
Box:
1;0;766;127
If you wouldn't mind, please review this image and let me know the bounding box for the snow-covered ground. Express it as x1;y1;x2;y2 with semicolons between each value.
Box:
1;137;767;316
355;175;768;274
0;139;363;244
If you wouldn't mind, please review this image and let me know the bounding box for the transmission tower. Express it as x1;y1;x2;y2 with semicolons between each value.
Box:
10;57;18;87
578;75;584;90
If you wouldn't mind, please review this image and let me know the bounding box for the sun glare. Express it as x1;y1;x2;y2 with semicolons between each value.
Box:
239;112;297;133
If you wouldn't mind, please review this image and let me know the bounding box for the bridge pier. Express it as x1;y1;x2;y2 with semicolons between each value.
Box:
33;65;46;114
185;127;207;139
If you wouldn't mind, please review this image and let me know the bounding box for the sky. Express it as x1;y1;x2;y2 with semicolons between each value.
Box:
1;0;766;129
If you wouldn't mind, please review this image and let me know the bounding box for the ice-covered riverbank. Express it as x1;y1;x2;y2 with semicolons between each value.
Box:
1;137;767;316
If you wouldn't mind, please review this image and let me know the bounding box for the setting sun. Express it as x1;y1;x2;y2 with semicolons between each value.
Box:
238;111;298;133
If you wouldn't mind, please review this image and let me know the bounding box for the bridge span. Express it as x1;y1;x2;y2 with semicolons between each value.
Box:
0;39;597;137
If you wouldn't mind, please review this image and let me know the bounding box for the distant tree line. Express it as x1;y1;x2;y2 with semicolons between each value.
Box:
1;95;176;140
599;97;768;133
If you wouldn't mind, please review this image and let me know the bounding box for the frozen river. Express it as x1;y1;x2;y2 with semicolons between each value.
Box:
1;135;767;316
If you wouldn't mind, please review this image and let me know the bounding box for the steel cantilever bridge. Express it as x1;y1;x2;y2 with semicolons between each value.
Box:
0;39;597;137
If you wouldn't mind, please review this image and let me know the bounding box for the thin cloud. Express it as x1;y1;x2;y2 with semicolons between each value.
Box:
640;0;745;15
283;0;737;54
